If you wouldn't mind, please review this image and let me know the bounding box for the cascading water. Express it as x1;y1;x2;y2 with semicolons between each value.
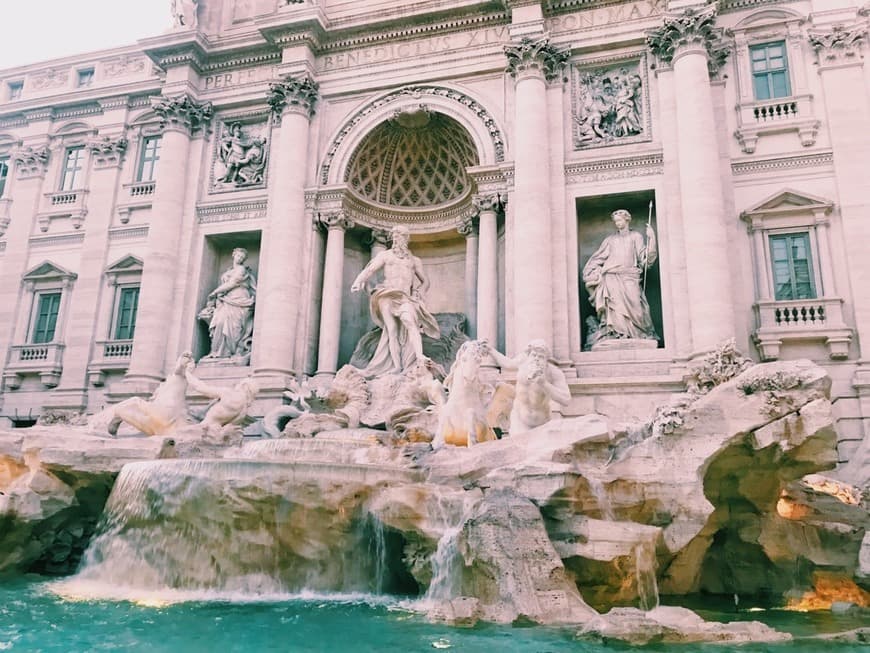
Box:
54;458;415;602
421;492;479;605
634;541;660;612
586;474;615;521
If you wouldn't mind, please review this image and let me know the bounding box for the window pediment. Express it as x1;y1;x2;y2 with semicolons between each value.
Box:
741;189;833;225
22;260;77;284
105;254;143;275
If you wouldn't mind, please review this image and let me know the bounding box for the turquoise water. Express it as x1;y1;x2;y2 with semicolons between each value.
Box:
1;578;868;652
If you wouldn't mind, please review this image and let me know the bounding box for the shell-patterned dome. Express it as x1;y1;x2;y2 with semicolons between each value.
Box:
345;110;479;208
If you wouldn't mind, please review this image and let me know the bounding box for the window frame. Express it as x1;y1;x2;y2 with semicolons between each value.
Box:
29;290;63;344
767;231;817;301
137;135;161;182
0;155;9;198
76;68;95;88
59;145;85;191
8;81;23;101
750;40;792;101
111;284;140;341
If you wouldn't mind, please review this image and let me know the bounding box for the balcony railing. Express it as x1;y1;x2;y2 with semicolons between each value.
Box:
734;94;819;154
4;342;65;388
100;339;133;359
754;297;852;361
87;339;133;385
125;180;156;198
38;189;88;231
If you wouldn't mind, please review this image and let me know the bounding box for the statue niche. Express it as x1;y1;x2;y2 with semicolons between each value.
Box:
198;246;257;365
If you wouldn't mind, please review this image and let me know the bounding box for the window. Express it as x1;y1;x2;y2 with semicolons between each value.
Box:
113;286;140;340
31;292;61;344
769;233;816;301
8;81;23;101
0;156;8;198
137;136;161;182
60;146;85;191
77;68;94;88
751;41;791;100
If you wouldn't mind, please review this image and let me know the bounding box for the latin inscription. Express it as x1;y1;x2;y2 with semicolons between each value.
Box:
202;66;278;91
546;0;663;34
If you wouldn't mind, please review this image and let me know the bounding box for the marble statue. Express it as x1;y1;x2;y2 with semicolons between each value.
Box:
217;123;267;187
434;340;496;448
351;225;440;377
198;247;256;364
107;353;193;436
387;358;446;443
171;0;198;29
484;340;571;436
582;209;658;348
184;367;259;440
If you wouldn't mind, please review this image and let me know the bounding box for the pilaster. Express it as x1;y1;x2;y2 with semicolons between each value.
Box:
315;210;353;378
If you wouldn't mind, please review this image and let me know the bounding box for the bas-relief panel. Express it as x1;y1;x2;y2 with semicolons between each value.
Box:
209;119;270;194
571;56;651;151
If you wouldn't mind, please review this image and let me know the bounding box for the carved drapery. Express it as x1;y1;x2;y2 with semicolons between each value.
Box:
504;37;570;83
646;5;730;76
267;74;320;120
151;94;213;134
808;24;868;65
88;136;129;169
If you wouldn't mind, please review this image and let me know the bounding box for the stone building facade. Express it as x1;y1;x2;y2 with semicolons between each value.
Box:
0;0;868;460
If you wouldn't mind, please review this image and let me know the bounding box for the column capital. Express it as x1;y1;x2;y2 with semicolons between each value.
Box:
646;5;730;76
458;214;478;238
318;210;353;231
505;37;569;83
88;135;129;169
472;192;507;216
268;74;320;121
151;93;213;135
808;23;868;68
368;228;392;248
11;145;50;180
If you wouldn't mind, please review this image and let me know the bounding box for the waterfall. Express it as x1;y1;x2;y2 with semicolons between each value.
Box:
53;458;410;602
586;475;615;521
422;493;478;604
634;541;660;612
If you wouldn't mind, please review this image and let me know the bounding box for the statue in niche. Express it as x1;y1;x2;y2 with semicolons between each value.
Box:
198;247;257;364
171;0;199;29
574;65;643;147
484;340;571;436
216;122;267;187
582;209;658;349
351;225;440;377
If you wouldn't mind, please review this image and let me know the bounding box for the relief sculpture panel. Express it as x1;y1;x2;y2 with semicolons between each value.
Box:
210;119;269;192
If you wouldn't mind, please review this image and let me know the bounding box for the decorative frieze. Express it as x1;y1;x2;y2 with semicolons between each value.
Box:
564;152;663;184
572;57;650;149
103;54;148;78
211;120;269;192
646;5;730;76
150;93;214;134
504;37;570;83
808;24;867;66
31;67;69;91
267;74;320;120
197;199;268;224
11;146;50;179
88;136;129;169
457;214;477;237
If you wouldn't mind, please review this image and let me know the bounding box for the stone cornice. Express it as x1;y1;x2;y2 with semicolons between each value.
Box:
808;22;868;67
505;36;571;82
197;199;268;224
267;74;320;120
151;93;214;134
564;151;663;183
646;5;730;76
730;151;834;177
140;32;211;74
88;136;129;169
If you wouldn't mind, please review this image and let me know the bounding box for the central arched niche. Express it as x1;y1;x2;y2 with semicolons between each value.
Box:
334;108;483;368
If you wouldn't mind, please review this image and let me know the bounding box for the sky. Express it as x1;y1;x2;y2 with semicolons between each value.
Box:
2;1;171;70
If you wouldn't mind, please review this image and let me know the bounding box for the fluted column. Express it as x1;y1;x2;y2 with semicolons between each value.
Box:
457;215;479;339
648;6;734;355
50;136;128;407
0;147;49;390
251;75;319;380
473;193;504;345
505;37;568;351
125;95;212;385
315;211;353;377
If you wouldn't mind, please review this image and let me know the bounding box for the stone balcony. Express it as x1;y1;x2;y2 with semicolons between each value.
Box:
734;94;821;154
3;343;65;389
117;181;156;223
753;297;852;361
37;189;88;231
87;339;133;386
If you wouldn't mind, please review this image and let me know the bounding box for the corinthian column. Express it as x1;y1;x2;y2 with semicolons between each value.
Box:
457;215;479;339
648;6;734;355
473;193;504;345
125;95;212;386
315;211;353;378
505;37;568;352
251;75;319;382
